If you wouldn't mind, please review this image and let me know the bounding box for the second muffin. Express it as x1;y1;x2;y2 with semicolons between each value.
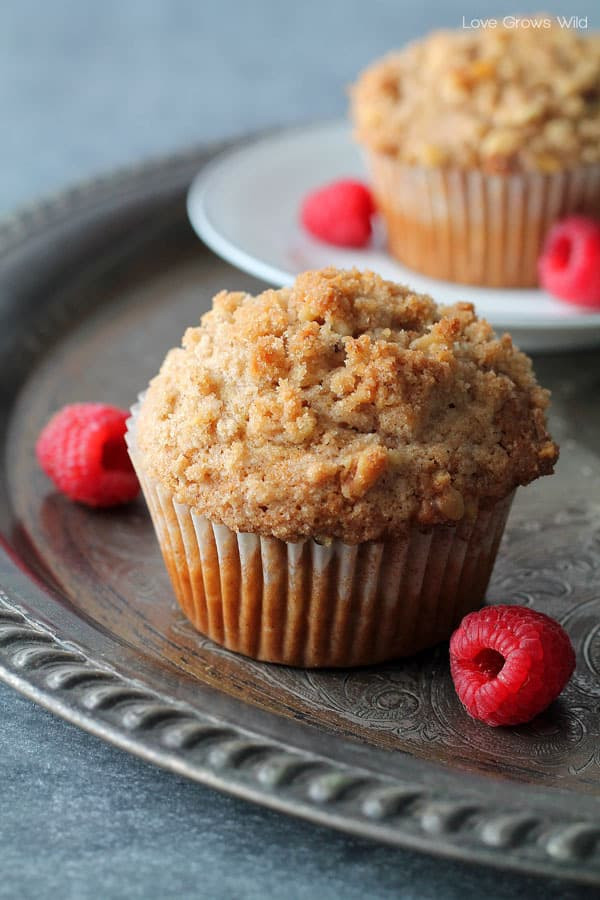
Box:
128;268;558;666
352;21;600;286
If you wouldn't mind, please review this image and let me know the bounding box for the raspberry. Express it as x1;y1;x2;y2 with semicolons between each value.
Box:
449;605;575;727
300;179;375;247
36;403;139;508
538;216;600;308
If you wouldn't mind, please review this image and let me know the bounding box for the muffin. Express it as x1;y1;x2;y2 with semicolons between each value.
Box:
126;268;558;667
351;20;600;286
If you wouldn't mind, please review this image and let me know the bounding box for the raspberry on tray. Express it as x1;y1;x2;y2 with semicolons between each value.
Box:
450;605;575;727
36;403;139;508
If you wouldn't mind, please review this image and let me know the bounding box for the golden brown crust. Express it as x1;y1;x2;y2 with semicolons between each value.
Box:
351;20;600;172
136;268;558;543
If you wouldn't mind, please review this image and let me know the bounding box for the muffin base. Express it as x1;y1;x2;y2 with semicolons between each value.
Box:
368;153;600;287
127;403;513;666
139;481;512;667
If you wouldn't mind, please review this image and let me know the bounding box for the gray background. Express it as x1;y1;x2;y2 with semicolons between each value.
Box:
2;1;598;898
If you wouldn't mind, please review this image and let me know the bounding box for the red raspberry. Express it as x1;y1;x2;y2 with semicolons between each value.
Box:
450;605;575;727
300;179;375;247
36;403;139;508
538;216;600;308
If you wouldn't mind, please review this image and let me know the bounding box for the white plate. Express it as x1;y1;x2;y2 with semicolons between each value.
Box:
187;120;600;352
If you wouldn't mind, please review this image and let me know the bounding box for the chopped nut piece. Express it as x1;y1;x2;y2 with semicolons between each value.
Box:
341;444;388;499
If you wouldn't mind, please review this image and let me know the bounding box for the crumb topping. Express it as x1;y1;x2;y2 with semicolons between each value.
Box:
136;268;558;542
351;21;600;173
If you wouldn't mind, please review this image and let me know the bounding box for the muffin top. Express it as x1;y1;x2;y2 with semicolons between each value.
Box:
351;20;600;173
136;268;557;543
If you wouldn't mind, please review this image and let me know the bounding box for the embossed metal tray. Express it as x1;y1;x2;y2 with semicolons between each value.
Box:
1;141;599;886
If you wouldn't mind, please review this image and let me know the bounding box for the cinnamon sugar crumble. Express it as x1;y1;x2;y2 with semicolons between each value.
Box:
351;21;600;173
137;268;558;543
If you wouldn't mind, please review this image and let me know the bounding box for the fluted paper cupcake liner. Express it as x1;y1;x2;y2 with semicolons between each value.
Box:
126;399;514;667
367;152;600;287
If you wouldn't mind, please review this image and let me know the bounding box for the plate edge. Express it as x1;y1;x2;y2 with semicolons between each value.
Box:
185;119;600;336
0;584;599;885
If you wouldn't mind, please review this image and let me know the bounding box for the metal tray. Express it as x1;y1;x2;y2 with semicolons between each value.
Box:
1;140;599;886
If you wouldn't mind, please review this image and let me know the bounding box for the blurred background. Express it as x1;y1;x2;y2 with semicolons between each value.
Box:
2;0;597;214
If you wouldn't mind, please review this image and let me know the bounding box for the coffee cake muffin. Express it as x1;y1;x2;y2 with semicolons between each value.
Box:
127;268;558;666
352;20;600;286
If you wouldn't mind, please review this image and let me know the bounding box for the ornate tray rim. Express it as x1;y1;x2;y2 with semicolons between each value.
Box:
1;138;599;887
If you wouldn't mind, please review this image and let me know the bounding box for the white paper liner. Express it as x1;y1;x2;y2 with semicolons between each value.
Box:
367;152;600;287
126;397;514;667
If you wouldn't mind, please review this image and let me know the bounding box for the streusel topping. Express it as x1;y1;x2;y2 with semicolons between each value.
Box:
352;21;600;173
136;268;557;542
